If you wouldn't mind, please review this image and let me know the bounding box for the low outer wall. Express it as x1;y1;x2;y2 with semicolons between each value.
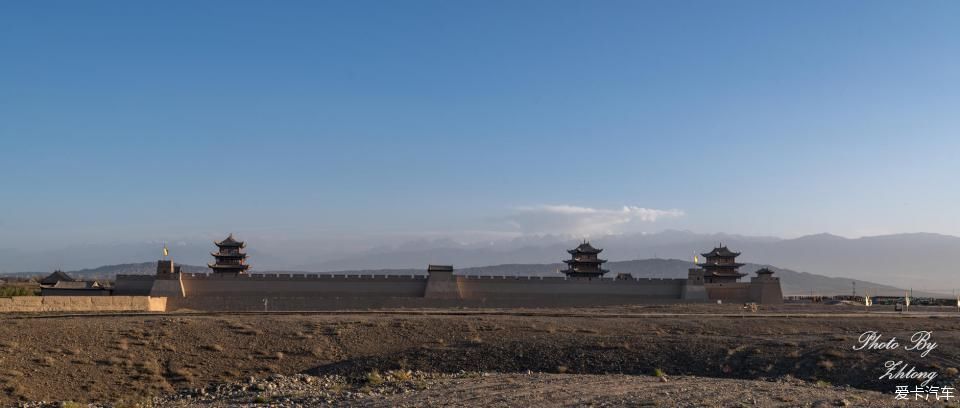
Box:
0;296;166;312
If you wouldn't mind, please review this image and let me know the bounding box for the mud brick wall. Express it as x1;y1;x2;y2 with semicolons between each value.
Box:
0;296;166;312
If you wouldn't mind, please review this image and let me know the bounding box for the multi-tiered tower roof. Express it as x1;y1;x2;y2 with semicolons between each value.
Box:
561;241;609;278
208;234;250;275
698;245;746;283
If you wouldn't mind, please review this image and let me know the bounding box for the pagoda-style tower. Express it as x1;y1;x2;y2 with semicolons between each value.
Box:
208;234;250;275
561;241;609;278
698;245;746;283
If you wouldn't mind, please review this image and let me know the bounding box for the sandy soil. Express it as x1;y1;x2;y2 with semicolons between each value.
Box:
1;305;958;406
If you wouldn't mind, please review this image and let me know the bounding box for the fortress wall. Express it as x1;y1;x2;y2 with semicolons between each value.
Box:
113;275;156;295
0;296;166;312
456;276;686;300
178;274;427;297
165;294;693;311
749;277;784;305
705;283;752;303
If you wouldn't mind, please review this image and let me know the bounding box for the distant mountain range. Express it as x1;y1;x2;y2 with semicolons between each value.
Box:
3;230;957;294
3;259;934;297
290;231;960;293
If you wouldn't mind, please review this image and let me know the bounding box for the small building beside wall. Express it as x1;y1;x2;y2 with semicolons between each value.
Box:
41;280;111;296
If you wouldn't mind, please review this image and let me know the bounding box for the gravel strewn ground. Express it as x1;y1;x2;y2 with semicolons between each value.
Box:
1;306;959;406
15;372;952;407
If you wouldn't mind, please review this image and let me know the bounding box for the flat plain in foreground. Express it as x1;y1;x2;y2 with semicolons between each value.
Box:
1;305;958;406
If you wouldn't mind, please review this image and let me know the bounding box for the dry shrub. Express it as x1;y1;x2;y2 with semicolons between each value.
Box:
136;361;162;375
366;369;384;385
170;367;192;379
116;338;130;351
273;351;284;360
388;369;413;381
946;367;959;377
292;331;313;340
818;360;835;370
2;369;24;377
204;344;225;352
466;336;483;346
556;365;569;374
101;356;128;366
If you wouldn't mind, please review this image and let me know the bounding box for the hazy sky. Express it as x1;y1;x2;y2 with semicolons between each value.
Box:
2;1;959;250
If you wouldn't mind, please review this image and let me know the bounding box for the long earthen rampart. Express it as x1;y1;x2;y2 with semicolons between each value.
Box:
0;296;166;312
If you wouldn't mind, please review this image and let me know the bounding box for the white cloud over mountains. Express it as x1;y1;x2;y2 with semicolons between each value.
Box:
505;205;685;236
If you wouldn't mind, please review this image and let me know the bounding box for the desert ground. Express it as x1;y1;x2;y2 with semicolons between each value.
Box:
2;304;959;407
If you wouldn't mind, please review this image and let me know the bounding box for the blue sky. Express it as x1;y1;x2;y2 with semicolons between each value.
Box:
2;1;959;250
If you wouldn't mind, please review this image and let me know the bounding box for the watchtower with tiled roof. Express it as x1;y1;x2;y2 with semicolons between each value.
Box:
698;245;746;283
560;241;609;278
208;233;250;275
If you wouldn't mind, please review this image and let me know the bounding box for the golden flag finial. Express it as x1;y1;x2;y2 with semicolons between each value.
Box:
162;244;169;257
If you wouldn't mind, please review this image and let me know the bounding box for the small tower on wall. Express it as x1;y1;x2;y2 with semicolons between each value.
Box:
561;241;609;278
208;233;250;275
698;245;746;283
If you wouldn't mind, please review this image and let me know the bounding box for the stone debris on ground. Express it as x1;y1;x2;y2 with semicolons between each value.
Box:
13;371;938;408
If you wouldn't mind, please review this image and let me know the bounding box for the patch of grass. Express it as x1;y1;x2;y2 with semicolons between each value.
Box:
253;395;271;403
556;365;569;374
653;368;666;377
0;286;37;296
